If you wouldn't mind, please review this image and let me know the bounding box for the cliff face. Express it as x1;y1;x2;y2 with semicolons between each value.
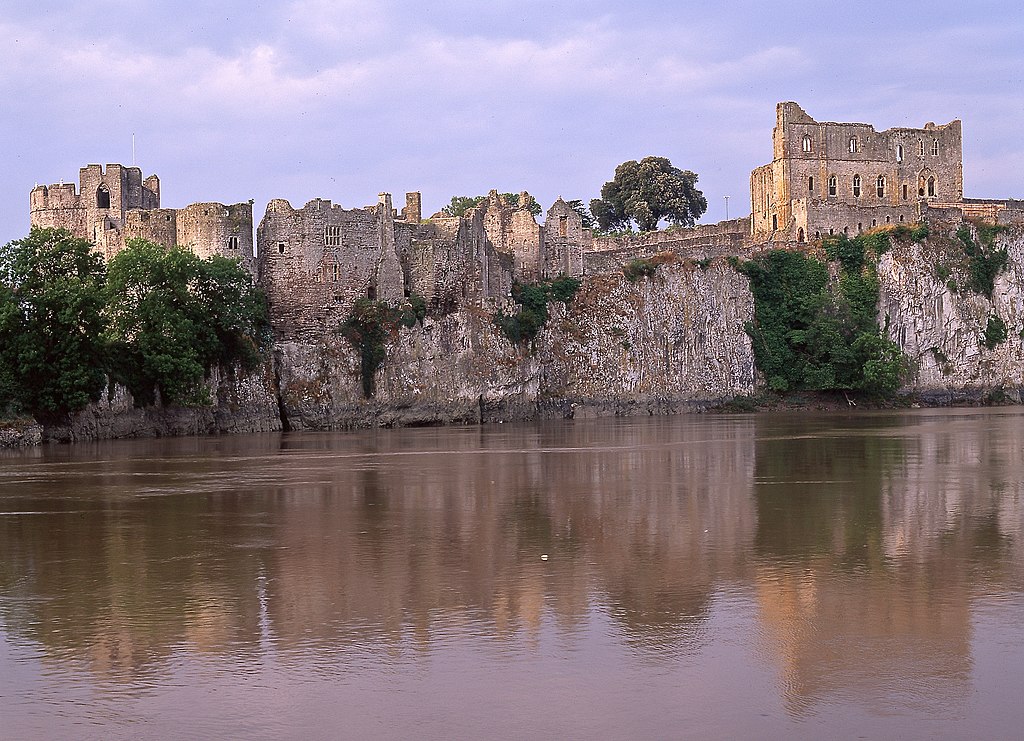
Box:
8;225;1024;446
877;224;1024;400
273;259;757;429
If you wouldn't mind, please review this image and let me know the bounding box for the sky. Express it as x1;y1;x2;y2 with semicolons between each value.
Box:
3;0;1024;243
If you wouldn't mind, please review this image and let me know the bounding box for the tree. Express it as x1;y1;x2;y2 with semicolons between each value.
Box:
440;193;542;217
590;156;707;232
565;199;595;229
105;239;269;406
0;228;107;419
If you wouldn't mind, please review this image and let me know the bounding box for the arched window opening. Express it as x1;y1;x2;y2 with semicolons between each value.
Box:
871;219;877;227
797;228;805;243
367;284;377;300
849;136;858;153
931;139;939;156
927;177;936;197
876;175;885;198
919;140;925;155
808;176;814;193
96;185;111;209
896;144;904;163
277;242;286;254
885;215;891;224
828;175;837;196
899;214;905;222
852;174;862;198
802;135;812;153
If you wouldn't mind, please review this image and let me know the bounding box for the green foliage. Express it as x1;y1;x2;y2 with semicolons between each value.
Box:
105;239;270;406
623;258;659;281
564;200;596;229
0;228;108;418
441;192;542;217
984;315;1008;350
339;294;427;396
953;224;1008;298
590;156;708;232
494;276;581;346
738;240;907;397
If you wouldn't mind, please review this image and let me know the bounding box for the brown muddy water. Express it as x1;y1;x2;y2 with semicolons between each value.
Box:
1;409;1023;740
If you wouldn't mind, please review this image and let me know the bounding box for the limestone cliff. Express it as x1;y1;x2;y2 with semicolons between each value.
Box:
9;224;1024;446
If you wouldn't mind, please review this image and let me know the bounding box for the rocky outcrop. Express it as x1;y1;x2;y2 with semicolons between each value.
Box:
273;257;756;429
878;222;1024;400
43;364;282;443
0;419;43;448
14;224;1024;444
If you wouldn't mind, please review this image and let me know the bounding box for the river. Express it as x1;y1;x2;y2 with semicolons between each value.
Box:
1;408;1023;739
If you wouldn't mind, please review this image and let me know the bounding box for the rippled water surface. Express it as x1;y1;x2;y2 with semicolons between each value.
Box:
2;409;1024;739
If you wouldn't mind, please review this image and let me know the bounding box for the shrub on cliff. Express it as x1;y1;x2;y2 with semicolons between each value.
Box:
494;276;581;346
738;243;907;396
105;239;270;406
0;227;108;419
590;156;707;232
339;295;427;398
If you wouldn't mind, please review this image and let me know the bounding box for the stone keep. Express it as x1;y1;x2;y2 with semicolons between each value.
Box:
750;102;963;241
30;163;253;269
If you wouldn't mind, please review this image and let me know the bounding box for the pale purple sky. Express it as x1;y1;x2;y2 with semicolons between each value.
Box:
3;0;1023;243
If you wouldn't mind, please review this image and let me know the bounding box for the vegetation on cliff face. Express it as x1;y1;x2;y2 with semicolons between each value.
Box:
590;156;707;232
440;193;542;217
738;230;908;396
493;276;581;346
952;223;1008;298
0;229;270;419
340;296;427;398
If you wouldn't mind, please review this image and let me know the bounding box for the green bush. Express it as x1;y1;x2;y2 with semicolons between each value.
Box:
623;258;659;282
494;276;582;345
738;238;907;396
954;224;1008;298
984;315;1008;350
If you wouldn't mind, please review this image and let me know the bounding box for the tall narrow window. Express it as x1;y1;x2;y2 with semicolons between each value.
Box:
849;136;858;153
277;242;286;254
876;175;886;198
228;236;239;250
808;176;814;193
96;185;111;209
802;135;812;153
772;214;778;231
931;139;939;155
927;177;936;197
798;228;805;243
852;174;862;198
902;184;908;200
828;175;837;196
559;215;568;237
919;140;925;155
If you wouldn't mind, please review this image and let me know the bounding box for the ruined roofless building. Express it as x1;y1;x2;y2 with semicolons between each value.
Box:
30;164;254;270
751;102;964;242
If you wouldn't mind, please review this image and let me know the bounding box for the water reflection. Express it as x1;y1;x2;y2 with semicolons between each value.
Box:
1;410;1023;737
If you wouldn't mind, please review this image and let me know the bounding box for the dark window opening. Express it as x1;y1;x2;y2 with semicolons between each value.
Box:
277;242;286;254
852;175;861;198
771;214;778;231
367;284;377;300
903;184;908;200
828;175;837;197
228;236;239;250
927;177;936;197
876;175;885;198
96;186;111;209
808;176;814;193
797;228;805;243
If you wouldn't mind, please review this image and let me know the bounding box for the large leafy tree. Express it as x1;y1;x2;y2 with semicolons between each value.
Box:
105;239;269;406
0;228;108;419
590;156;707;232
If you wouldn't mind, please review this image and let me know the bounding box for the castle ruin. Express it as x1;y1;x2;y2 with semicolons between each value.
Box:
28;102;1024;341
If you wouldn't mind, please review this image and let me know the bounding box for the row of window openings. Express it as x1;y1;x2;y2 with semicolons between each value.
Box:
808;175;936;198
801;136;940;158
780;214;907;239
